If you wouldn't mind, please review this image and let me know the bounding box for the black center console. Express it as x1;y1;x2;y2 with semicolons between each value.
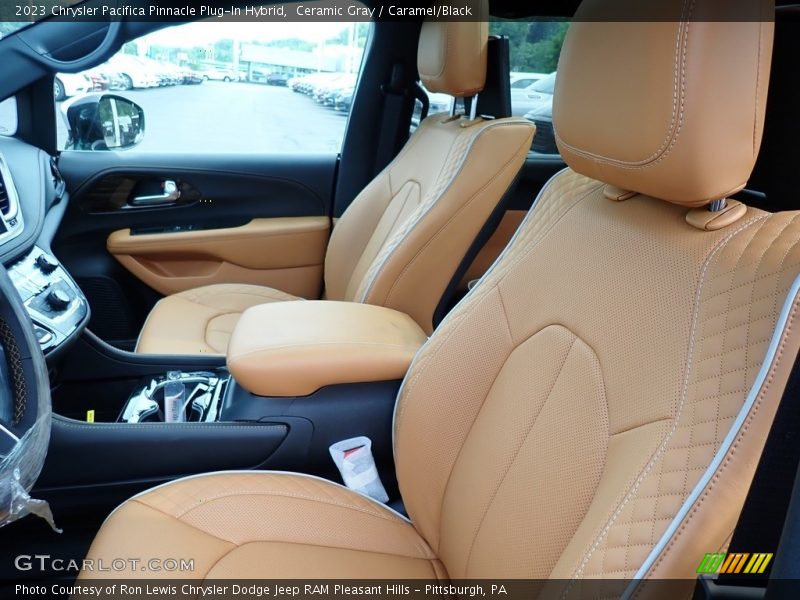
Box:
120;370;230;423
7;246;89;353
36;300;418;519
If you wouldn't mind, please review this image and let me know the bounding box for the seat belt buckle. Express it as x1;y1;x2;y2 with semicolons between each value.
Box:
329;436;389;503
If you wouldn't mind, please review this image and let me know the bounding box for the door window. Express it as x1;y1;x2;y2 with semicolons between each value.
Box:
55;4;370;153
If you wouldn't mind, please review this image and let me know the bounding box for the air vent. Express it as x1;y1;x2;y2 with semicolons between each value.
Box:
0;170;8;216
0;154;21;224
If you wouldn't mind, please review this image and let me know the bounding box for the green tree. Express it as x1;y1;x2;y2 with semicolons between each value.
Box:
255;38;315;52
213;39;233;63
0;22;24;38
489;20;569;73
325;23;369;48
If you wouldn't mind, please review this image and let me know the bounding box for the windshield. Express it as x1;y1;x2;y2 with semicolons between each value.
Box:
0;1;92;37
530;72;557;94
0;22;29;38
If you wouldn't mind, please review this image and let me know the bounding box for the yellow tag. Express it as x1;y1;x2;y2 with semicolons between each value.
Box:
86;410;95;423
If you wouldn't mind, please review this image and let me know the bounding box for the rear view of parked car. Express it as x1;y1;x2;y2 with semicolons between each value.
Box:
200;67;239;82
53;73;91;101
266;73;290;86
511;70;556;116
106;54;159;89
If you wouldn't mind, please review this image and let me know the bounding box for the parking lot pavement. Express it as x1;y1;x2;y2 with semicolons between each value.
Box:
55;81;349;153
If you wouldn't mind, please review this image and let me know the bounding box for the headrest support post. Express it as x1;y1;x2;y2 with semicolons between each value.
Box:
708;199;728;213
469;94;479;121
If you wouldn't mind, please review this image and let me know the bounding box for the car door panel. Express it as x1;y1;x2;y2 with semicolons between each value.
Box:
54;152;338;344
59;152;336;223
459;209;527;289
106;216;330;298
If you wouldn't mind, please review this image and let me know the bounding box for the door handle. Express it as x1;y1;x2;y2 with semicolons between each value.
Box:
129;180;181;206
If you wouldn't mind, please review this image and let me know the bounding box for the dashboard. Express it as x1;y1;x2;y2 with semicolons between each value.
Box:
0;135;89;357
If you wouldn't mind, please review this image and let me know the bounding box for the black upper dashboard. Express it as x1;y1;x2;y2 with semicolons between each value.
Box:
0;134;89;358
0;134;61;264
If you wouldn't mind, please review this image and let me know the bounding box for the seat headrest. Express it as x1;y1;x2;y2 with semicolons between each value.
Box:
418;1;489;97
553;0;774;207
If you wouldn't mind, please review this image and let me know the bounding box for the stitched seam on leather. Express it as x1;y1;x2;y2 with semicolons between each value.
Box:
125;501;435;567
609;416;673;438
565;214;768;586
426;171;591;324
642;294;799;581
199;545;241;579
207;539;438;562
336;174;396;299
119;230;323;248
415;167;575;329
602;215;767;577
204;313;240;353
396;174;601;429
431;287;514;555
704;267;800;303
346;181;421;301
554;0;694;167
356;120;534;304
753;17;763;157
127;499;237;563
229;340;417;361
354;123;472;301
705;225;762;465
188;290;297;306
392;169;579;432
643;216;800;577
172;490;402;522
381;128;533;308
171;490;438;562
740;218;799;445
462;336;579;576
396;173;582;411
423;21;449;80
588;214;771;579
355;122;474;300
471;180;605;297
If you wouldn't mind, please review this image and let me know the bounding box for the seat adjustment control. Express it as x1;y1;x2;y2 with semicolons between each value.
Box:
46;289;71;310
36;253;59;273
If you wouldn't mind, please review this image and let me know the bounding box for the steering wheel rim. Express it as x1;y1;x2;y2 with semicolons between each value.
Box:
0;264;52;528
34;20;122;73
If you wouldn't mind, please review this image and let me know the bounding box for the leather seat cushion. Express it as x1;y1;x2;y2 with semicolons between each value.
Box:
80;472;445;580
136;284;301;355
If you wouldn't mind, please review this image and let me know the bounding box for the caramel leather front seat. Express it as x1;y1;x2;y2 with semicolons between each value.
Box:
83;0;798;588
135;1;535;354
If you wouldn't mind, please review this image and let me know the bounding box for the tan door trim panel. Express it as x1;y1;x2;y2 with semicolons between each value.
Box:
107;217;330;298
458;209;527;291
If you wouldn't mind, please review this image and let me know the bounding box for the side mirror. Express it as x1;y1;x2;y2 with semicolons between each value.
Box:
61;94;145;151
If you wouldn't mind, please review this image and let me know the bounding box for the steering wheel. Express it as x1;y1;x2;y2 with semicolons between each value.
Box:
0;265;53;529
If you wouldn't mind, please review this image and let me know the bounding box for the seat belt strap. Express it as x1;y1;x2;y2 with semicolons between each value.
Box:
413;82;429;122
374;63;411;174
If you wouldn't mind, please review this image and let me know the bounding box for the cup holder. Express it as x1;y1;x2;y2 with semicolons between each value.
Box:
119;370;230;423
